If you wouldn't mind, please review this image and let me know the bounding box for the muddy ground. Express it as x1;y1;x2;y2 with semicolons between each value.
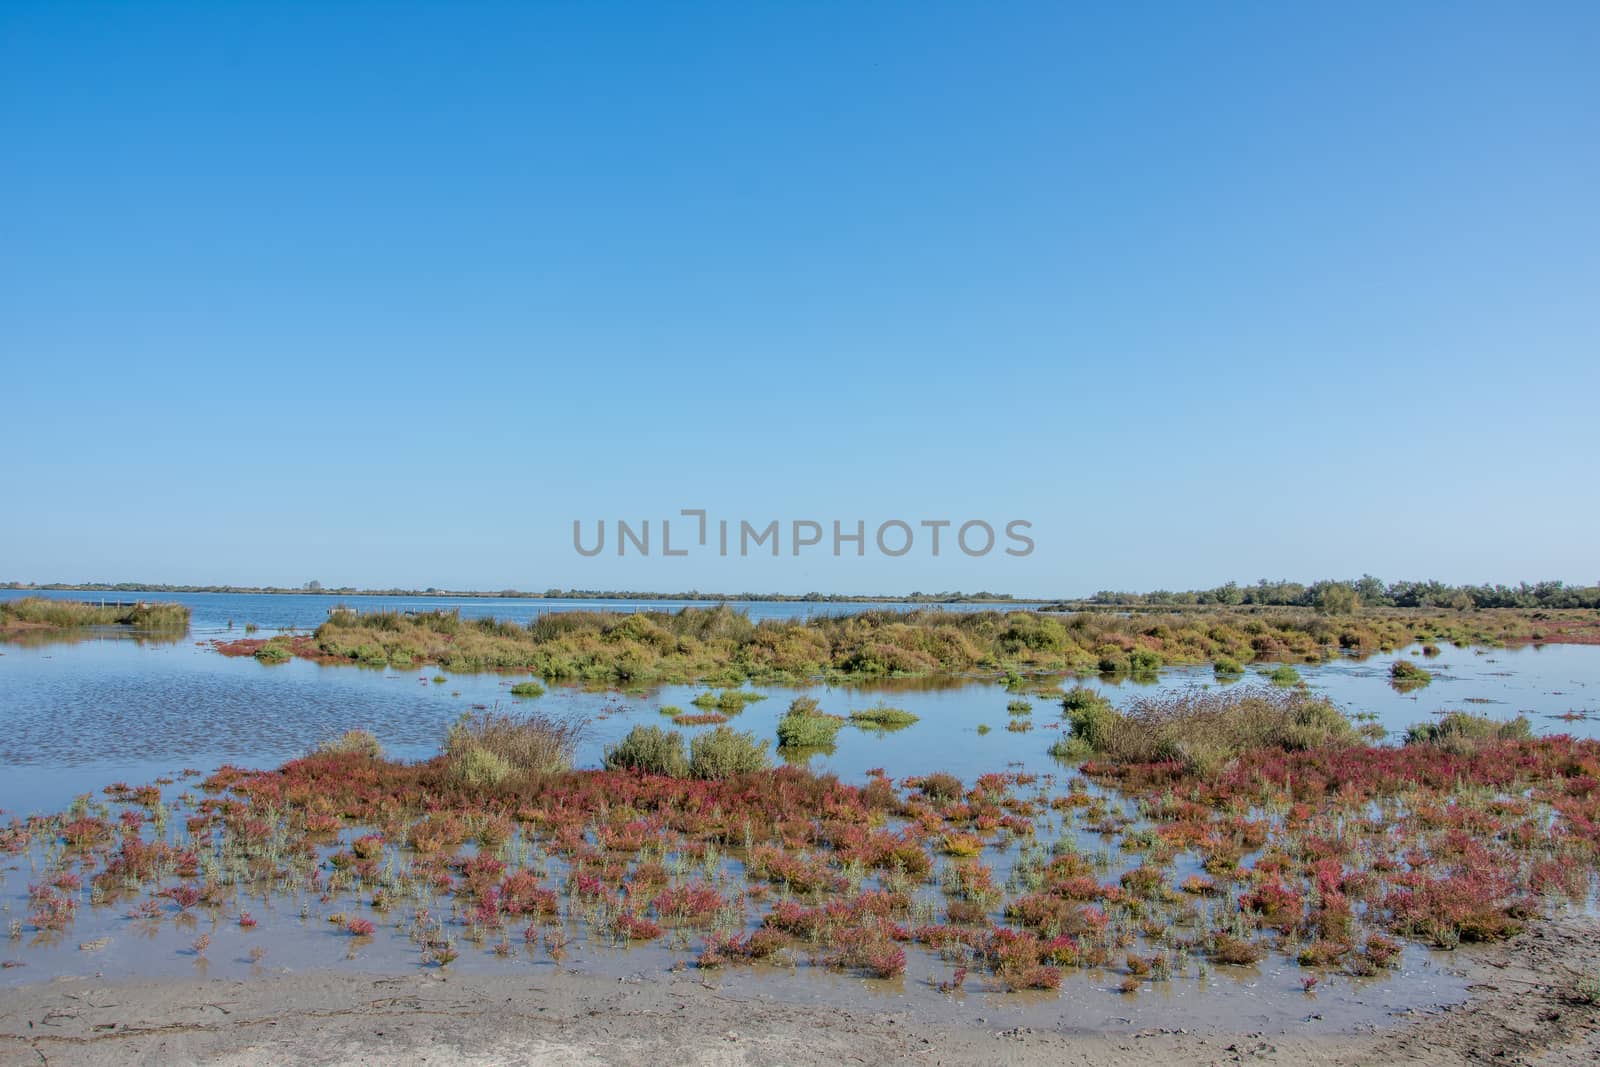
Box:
2;917;1595;1066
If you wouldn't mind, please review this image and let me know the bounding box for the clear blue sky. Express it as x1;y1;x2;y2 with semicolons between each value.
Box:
3;2;1596;596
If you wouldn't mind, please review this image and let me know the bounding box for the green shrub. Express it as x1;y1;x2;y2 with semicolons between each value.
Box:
509;680;546;698
848;703;920;730
658;704;684;716
1006;699;1033;716
776;696;846;749
1060;687;1116;748
604;724;690;776
689;726;771;779
1390;660;1432;686
1129;648;1163;672
1213;657;1244;676
254;643;291;665
355;644;389;667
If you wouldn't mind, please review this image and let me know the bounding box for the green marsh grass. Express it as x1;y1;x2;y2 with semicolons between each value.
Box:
237;601;1594;689
0;597;189;631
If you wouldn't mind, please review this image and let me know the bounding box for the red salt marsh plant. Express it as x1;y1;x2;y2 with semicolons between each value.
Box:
543;928;570;964
608;913;663;942
27;886;77;932
696;927;788;967
161;884;202;911
651;882;726;923
671;712;728;726
822;925;908;979
13;699;1600;1004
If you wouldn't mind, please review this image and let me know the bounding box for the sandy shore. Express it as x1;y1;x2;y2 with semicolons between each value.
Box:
2;917;1596;1066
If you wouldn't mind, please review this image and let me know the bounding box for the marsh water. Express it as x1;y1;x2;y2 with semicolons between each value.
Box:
2;591;1594;814
3;590;1597;1031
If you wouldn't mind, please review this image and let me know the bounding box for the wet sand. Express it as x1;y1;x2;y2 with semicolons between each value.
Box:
2;917;1595;1066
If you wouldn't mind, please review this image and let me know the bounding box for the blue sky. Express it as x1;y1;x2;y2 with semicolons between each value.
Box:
3;2;1597;595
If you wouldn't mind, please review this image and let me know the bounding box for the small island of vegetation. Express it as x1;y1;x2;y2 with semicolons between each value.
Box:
0;596;190;635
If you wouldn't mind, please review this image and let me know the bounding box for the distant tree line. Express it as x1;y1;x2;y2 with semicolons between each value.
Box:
1084;578;1600;611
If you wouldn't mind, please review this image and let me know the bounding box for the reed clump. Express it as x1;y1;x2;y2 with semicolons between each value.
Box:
442;709;585;788
1062;687;1358;775
312;729;384;759
1405;711;1533;752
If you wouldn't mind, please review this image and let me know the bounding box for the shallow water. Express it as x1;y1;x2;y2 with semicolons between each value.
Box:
2;605;1595;1032
4;902;1466;1036
0;625;1594;815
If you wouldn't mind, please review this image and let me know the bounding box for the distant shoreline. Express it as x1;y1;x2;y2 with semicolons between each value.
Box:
0;584;1029;604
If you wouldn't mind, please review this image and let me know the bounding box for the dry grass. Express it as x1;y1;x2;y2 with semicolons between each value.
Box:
1405;711;1533;752
442;709;586;788
312;729;384;759
1068;687;1359;774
